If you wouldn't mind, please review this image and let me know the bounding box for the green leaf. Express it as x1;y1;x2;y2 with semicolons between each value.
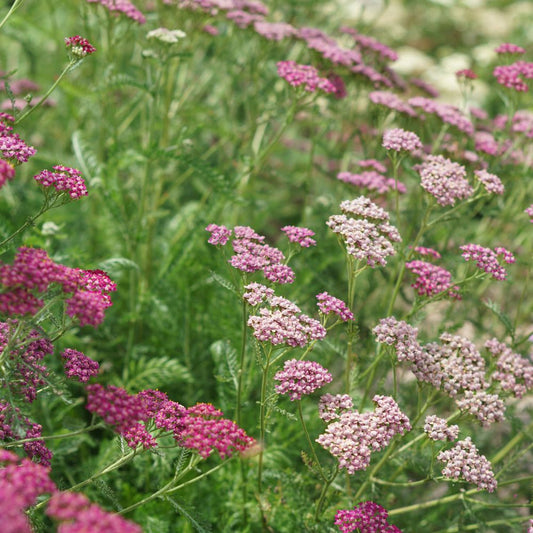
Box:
164;497;212;533
482;299;514;338
207;270;239;296
126;356;192;391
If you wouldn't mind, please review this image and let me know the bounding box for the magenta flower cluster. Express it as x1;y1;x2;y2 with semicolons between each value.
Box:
423;415;459;441
281;225;316;247
247;293;326;347
206;224;298;284
64;35;96;58
0;247;116;326
405;260;460;299
0;159;15;189
61;348;99;382
337;170;406;195
493;60;533;92
416;155;473;206
85;0;146;24
460;243;515;281
495;43;526;55
369;91;417;117
437;437;497;492
34;165;88;199
316;395;411;474
316;292;354;322
525;204;533;222
334;501;401;533
0;113;36;164
408;96;474;135
382;128;422;153
276;61;337;94
327;197;401;267
86;385;254;458
274;359;332;400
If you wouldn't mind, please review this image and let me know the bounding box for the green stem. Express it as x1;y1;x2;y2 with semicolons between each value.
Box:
0;201;49;249
235;298;248;425
4;424;103;446
15;60;77;125
297;401;326;482
314;465;339;521
257;346;273;495
435;515;533;533
370;476;430;487
0;0;24;31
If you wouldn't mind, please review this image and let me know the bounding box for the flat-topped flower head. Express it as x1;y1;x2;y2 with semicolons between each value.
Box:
339;196;390;220
524;204;533;222
416;155;473;206
495;43;526;55
493;61;533;92
86;0;146;24
146;27;186;44
316;292;354;321
437;437;497;492
405;260;460;299
0;159;15;188
318;393;354;422
277;60;337;94
382;128;422;153
335;501;402;533
61;348;99;382
460;243;515;281
424;415;459;441
34;165;87;199
474;169;504;195
206;224;232;245
337;170;406;195
0;133;36;164
254;21;297;40
65;35;96;59
274;359;332;400
369;90;417;117
281;225;316;247
413;246;441;259
456;69;477;80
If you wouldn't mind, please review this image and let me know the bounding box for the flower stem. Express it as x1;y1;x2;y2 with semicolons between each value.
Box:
297;400;327;482
0;0;24;31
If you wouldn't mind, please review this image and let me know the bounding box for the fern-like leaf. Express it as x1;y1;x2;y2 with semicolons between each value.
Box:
126;356;192;391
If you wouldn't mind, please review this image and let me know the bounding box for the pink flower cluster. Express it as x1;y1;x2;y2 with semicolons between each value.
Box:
281;225;316;247
485;338;533;398
0;114;35;164
0;448;56;532
382;128;422;153
47;491;142;533
254;21;297;40
327;197;401;267
423;415;459;441
493;61;533;92
474;169;504;195
318;393;353;422
316;292;354;322
316;395;411;474
408;96;474;135
206;224;296;284
337;170;406;195
460;243;515;281
0;248;116;326
373;318;506;426
437;437;497;492
274;359;332;400
413;246;441;259
416;155;473;206
276;61;337;94
405;260;460;299
495;43;526;55
524;204;533;222
34;165;88;199
0;159;15;188
85;0;146;24
61;348;99;382
86;385;254;458
335;501;401;533
369;91;417;117
64;35;96;58
247;294;326;347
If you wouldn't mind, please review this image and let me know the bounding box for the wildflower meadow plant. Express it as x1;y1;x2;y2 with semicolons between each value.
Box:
0;0;532;531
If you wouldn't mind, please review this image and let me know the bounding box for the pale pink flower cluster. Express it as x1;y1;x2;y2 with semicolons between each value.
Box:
460;243;515;281
357;159;387;173
382;128;422;153
86;0;146;24
281;225;316;247
276;61;337;94
405;260;460;299
416;155;473;206
316;395;410;474
423;415;459;441
316;292;354;322
368;90;417;117
408;96;474;135
410;77;440;97
243;282;274;306
455;391;505;427
318;393;354;422
413;246;441;259
34;165;88;199
274;359;332;400
474;169;504;195
437;437;497;492
373;316;424;363
485;338;533;398
474;131;500;156
206;224;295;284
334;501;401;533
327;197;401;267
254;21;297;40
337;170;406;195
247;294;326;347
